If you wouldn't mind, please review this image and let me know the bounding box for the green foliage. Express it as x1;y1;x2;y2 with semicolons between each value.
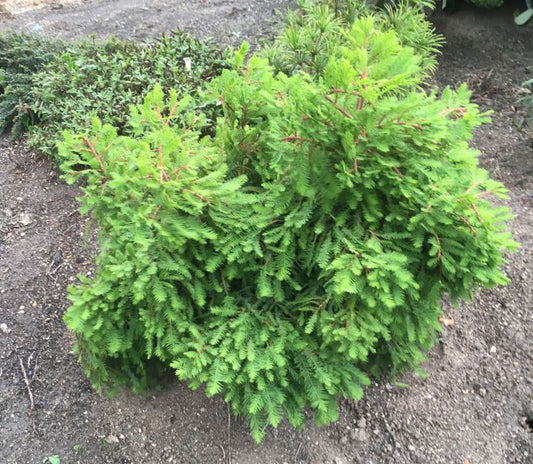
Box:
29;32;229;158
43;456;60;464
0;32;64;136
261;0;443;79
61;7;516;443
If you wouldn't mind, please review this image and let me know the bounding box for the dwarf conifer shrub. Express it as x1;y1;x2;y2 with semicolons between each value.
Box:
62;15;517;442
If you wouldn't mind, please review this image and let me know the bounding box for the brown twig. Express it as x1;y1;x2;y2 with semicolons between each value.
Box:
280;135;313;145
294;441;303;463
459;216;478;236
157;144;170;183
217;444;226;463
19;357;34;413
83;138;105;172
325;95;354;119
167;102;179;121
155;104;167;125
392;166;404;178
182;188;209;203
328;88;361;97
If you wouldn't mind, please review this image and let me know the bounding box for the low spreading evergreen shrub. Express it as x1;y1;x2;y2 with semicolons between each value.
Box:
61;6;517;441
29;32;230;158
0;31;229;158
0;32;64;135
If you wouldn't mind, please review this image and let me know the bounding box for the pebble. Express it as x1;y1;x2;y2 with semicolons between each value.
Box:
490;346;497;353
105;434;119;444
0;323;11;334
19;213;32;226
350;429;368;443
408;444;416;452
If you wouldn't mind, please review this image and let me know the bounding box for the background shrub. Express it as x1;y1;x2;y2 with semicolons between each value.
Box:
468;0;504;8
0;31;229;159
0;32;64;136
61;5;517;442
262;0;443;80
29;32;230;158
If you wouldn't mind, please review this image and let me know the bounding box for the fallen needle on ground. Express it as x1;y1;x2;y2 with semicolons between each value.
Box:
19;357;35;413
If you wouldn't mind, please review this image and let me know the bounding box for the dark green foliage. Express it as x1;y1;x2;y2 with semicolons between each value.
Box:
29;32;230;158
0;32;64;135
468;0;503;8
61;4;517;443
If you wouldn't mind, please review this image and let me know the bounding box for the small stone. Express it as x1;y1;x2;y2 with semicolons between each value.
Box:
105;434;119;444
408;444;416;452
19;213;32;226
479;388;487;397
490;346;497;353
0;323;11;334
350;429;368;443
356;417;367;429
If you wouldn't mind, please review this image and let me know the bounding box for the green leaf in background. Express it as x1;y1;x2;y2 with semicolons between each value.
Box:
514;8;533;25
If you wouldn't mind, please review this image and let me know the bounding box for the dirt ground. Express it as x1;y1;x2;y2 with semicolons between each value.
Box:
0;1;532;464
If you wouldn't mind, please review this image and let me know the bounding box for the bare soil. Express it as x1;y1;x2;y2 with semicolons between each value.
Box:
1;2;532;464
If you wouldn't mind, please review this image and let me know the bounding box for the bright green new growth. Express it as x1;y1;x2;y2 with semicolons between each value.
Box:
262;0;443;79
61;9;517;443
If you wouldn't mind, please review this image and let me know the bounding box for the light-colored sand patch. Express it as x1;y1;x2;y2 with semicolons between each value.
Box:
2;0;81;15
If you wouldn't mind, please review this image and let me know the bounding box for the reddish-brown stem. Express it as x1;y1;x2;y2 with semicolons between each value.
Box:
325;95;354;119
83;137;105;172
167;102;179;121
392;166;404;178
281;135;313;145
459;216;478;236
157;144;170;183
328;89;361;97
182;188;209;203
